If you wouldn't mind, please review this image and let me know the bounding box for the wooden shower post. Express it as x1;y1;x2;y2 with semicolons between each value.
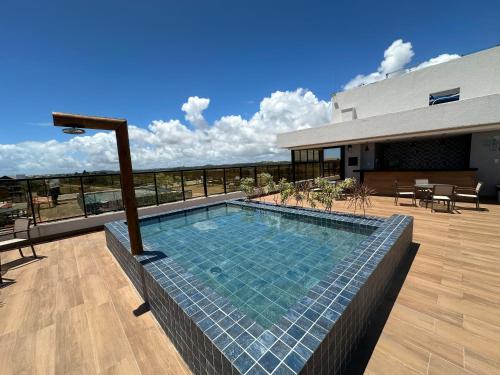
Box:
52;112;143;255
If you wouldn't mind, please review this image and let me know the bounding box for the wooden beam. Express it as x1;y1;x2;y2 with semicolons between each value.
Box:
115;125;143;255
52;112;143;255
52;112;125;131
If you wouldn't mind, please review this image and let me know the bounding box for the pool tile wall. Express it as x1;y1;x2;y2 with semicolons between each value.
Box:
105;200;413;374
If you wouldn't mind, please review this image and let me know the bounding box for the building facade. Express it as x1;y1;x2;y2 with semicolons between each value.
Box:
277;45;500;196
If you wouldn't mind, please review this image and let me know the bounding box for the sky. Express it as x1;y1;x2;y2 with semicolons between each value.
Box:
1;0;499;175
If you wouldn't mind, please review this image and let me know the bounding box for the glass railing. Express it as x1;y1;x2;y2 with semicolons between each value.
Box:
0;162;293;232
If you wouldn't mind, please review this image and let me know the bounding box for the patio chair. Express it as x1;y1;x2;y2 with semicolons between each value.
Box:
0;218;37;283
454;182;483;210
414;178;429;185
393;180;416;206
430;184;455;213
414;178;431;202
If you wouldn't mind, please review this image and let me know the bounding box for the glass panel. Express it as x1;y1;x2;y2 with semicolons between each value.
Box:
241;167;255;183
133;173;157;208
156;171;184;203
323;147;342;179
295;164;306;181
307;150;314;162
0;179;29;231
300;150;307;162
279;164;292;182
30;177;85;222
225;168;241;192
324;147;341;160
294;150;301;162
313;163;320;178
313;150;319;161
206;169;224;195
82;175;123;215
266;165;280;182
304;164;312;180
323;160;341;178
183;170;205;198
256;166;268;186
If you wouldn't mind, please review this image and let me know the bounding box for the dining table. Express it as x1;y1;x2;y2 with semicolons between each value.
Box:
414;183;455;208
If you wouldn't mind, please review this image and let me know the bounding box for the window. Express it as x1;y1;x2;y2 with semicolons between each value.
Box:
293;150;301;162
292;148;322;181
323;147;342;178
429;88;460;106
348;157;358;167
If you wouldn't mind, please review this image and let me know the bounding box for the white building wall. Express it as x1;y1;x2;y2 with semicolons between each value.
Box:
470;131;500;196
278;94;500;150
331;46;500;123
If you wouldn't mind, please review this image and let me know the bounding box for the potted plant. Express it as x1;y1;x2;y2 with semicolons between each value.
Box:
347;183;375;216
240;177;256;201
278;178;293;206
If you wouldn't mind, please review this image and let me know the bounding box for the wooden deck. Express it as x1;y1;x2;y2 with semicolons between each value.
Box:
1;196;499;374
0;233;190;375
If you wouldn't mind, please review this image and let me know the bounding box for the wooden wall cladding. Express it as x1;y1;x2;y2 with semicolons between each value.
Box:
363;170;477;195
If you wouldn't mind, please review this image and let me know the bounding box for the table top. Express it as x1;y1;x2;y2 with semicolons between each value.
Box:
414;183;453;189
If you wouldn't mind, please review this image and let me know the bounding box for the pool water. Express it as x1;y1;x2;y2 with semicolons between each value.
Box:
140;204;371;328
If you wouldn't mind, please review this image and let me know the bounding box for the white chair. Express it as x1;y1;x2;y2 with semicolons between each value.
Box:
0;218;37;283
414;178;429;185
454;182;482;210
430;185;455;213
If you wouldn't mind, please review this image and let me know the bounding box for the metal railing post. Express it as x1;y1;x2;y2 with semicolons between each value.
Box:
153;172;159;206
253;167;257;186
26;179;37;226
79;176;88;218
180;170;186;200
223;168;227;194
203;169;208;197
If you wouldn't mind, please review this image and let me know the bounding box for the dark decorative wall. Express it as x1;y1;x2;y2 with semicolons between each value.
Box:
380;135;471;170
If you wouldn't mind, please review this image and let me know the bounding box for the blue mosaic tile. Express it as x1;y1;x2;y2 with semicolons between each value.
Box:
273;363;296;375
247;340;268;361
270;340;292;360
234;352;254;374
227;323;245;340
222;341;244;361
258;351;280;373
284;351;306;373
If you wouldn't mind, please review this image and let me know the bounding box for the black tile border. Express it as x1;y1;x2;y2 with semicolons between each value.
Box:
105;199;413;374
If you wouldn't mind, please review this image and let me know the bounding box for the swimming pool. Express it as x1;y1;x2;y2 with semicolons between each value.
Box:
105;200;413;374
140;204;371;329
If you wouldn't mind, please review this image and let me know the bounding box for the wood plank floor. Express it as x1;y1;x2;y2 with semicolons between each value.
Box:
0;232;190;375
1;196;499;374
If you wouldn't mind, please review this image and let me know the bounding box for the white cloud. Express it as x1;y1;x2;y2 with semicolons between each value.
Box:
181;96;210;129
0;89;331;175
343;39;460;90
2;40;463;176
410;53;461;71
